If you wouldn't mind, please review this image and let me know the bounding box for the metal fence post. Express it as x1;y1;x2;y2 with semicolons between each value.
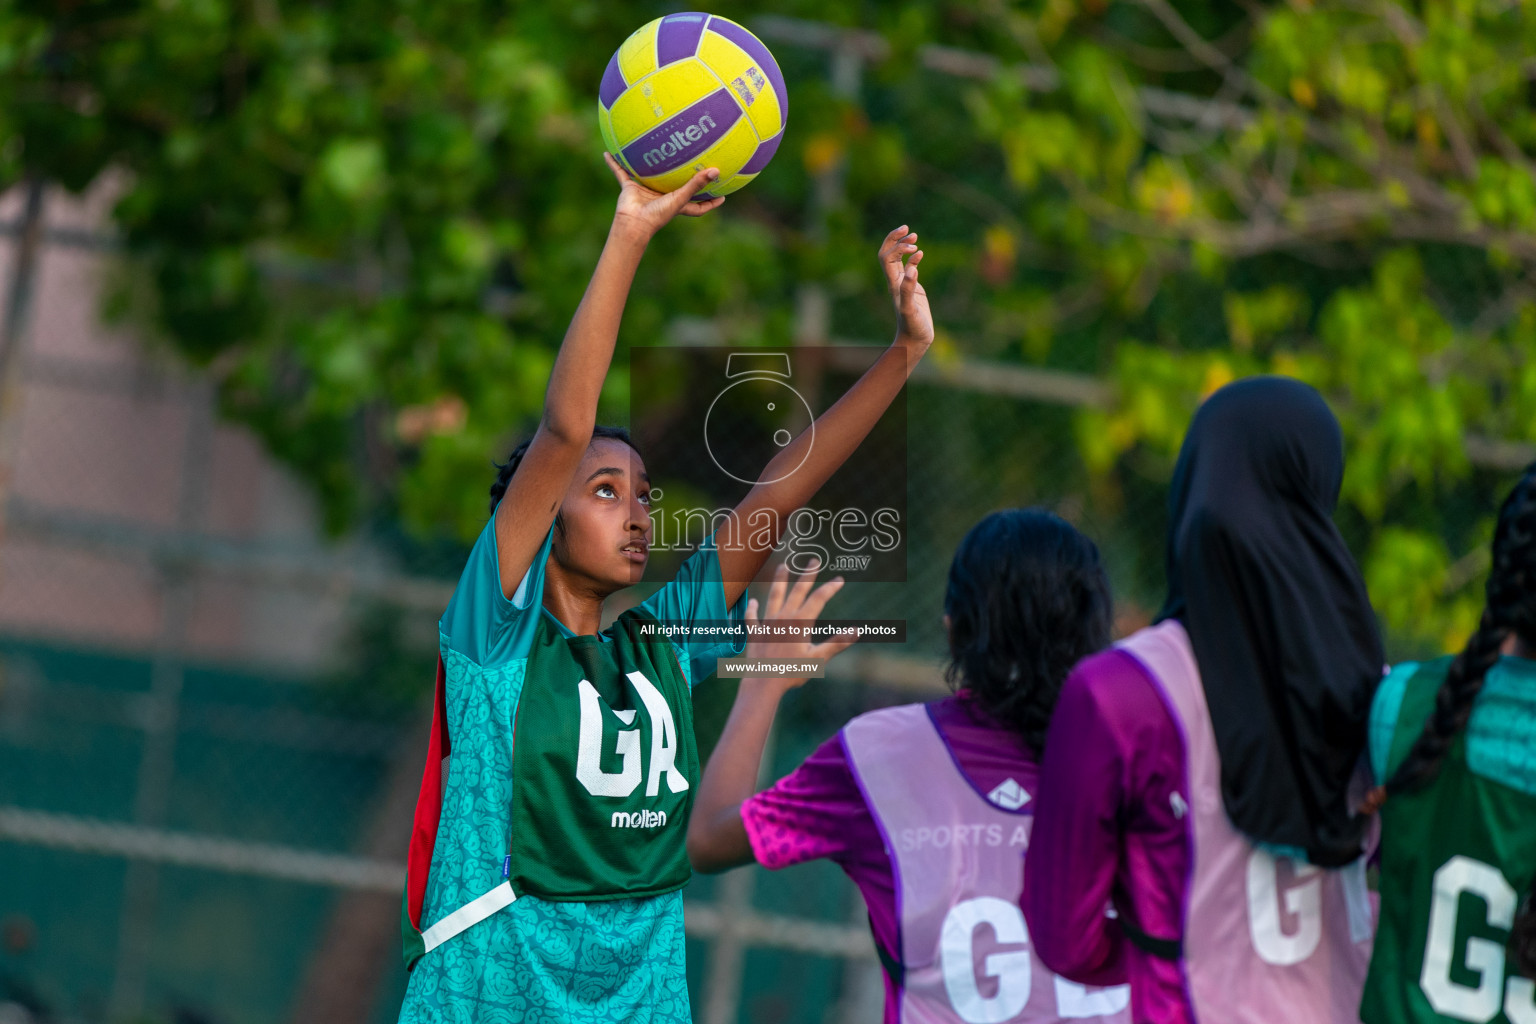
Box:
108;380;214;1020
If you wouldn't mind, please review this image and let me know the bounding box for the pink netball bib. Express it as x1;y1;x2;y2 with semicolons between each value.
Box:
1118;621;1376;1024
844;703;1131;1024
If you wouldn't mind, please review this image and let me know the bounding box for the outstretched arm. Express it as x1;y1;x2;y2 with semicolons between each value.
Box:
493;156;723;598
714;226;934;605
687;563;858;873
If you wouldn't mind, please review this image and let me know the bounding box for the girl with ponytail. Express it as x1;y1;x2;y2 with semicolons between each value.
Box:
1360;464;1536;1023
687;509;1130;1024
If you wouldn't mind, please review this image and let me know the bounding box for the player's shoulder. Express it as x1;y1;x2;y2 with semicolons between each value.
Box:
1373;656;1451;730
841;700;933;738
840;697;1017;765
1401;654;1452;688
1465;656;1536;795
1068;640;1165;707
1041;639;1183;759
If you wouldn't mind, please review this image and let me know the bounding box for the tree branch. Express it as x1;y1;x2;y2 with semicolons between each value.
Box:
1133;0;1284;109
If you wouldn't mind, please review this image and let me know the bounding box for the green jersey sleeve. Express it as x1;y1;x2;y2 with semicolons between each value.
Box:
637;536;746;686
1369;661;1419;785
439;515;555;666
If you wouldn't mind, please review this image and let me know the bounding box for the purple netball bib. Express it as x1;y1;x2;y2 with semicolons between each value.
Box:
844;703;1130;1024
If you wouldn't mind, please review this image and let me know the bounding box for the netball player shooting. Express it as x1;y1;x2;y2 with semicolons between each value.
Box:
396;154;933;1023
1359;464;1536;1024
689;509;1132;1024
1025;378;1382;1024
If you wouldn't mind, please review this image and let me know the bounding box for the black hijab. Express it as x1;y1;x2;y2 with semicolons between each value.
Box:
1155;377;1382;867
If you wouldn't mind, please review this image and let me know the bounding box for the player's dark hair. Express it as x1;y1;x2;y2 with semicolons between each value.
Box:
1375;464;1536;976
943;508;1113;757
488;425;640;515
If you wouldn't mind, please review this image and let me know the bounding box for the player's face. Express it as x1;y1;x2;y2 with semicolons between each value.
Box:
555;438;653;593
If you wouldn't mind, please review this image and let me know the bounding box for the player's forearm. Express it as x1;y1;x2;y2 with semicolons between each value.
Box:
541;223;649;442
1023;864;1125;984
687;679;789;872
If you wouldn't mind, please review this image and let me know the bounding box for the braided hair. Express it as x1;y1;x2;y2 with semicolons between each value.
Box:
943;508;1113;757
1368;464;1536;977
488;425;640;515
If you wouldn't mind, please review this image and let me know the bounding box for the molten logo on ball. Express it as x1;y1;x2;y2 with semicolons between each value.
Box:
642;113;719;168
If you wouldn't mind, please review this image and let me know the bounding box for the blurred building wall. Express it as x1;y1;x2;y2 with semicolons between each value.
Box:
0;180;353;671
0;181;424;1024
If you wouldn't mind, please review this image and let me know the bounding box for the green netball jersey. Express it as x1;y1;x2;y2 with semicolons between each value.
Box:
510;604;697;899
397;518;743;1024
1362;656;1536;1024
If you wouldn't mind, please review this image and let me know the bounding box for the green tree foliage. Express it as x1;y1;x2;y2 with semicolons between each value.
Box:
4;0;1532;651
8;0;826;532
966;0;1536;649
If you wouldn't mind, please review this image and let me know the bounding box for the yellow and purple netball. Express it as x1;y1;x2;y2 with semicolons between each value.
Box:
598;13;787;199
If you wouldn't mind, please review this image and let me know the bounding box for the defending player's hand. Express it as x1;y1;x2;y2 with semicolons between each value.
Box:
744;561;860;689
878;225;933;350
606;152;724;240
